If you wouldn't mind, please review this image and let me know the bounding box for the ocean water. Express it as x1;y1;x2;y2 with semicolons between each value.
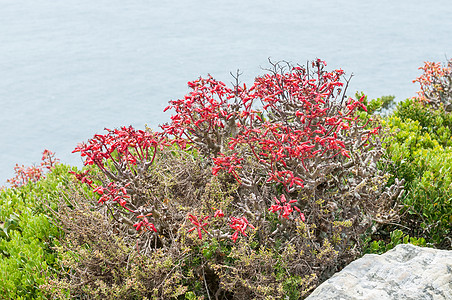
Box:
1;0;451;184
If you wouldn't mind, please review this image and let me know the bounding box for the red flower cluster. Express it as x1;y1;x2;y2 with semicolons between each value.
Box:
6;149;59;188
162;75;236;151
133;213;157;232
188;214;210;239
7;165;43;188
163;60;377;191
269;194;305;222
212;153;243;182
413;60;452;105
73;126;164;172
229;216;255;242
69;170;93;187
71;127;167;234
186;211;254;243
214;209;224;218
94;182;133;211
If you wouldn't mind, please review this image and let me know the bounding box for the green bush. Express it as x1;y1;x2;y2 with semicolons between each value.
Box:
382;98;452;248
0;164;75;299
394;98;452;147
363;229;426;255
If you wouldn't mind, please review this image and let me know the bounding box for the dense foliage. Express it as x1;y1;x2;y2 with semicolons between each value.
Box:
1;58;450;299
382;98;452;248
363;59;452;251
0;153;72;299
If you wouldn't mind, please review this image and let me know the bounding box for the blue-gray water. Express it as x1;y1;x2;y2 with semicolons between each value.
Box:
1;0;451;184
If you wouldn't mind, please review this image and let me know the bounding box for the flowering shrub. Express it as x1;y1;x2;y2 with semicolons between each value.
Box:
54;60;404;299
163;60;389;197
163;59;404;249
413;59;452;110
5;149;59;188
70;127;173;241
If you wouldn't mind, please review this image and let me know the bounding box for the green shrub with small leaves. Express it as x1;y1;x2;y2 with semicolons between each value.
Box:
382;98;452;248
0;164;75;299
363;229;427;255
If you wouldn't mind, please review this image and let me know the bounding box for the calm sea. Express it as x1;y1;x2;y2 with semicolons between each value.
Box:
1;0;451;184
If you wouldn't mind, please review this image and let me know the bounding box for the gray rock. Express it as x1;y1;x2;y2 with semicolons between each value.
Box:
306;244;452;300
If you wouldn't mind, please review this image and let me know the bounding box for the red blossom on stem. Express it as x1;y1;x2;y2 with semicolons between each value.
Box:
72;126;165;174
212;153;243;182
69;170;93;188
214;209;224;218
268;194;304;221
413;60;452;105
187;214;210;239
161;75;235;152
133;213;157;232
229;216;255;242
94;181;134;212
41;149;59;170
163;60;380;191
7;149;59;188
72;126;167;227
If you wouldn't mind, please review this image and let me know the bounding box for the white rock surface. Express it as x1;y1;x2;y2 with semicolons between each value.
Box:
306;244;452;300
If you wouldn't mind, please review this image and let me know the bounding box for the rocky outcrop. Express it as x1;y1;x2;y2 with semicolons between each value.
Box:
306;244;452;300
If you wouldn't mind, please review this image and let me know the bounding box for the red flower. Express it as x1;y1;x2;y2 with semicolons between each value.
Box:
212;153;243;183
133;213;157;232
187;214;210;239
214;209;224;218
293;206;306;222
229;216;255;242
93;185;105;195
69;170;93;187
269;194;303;220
